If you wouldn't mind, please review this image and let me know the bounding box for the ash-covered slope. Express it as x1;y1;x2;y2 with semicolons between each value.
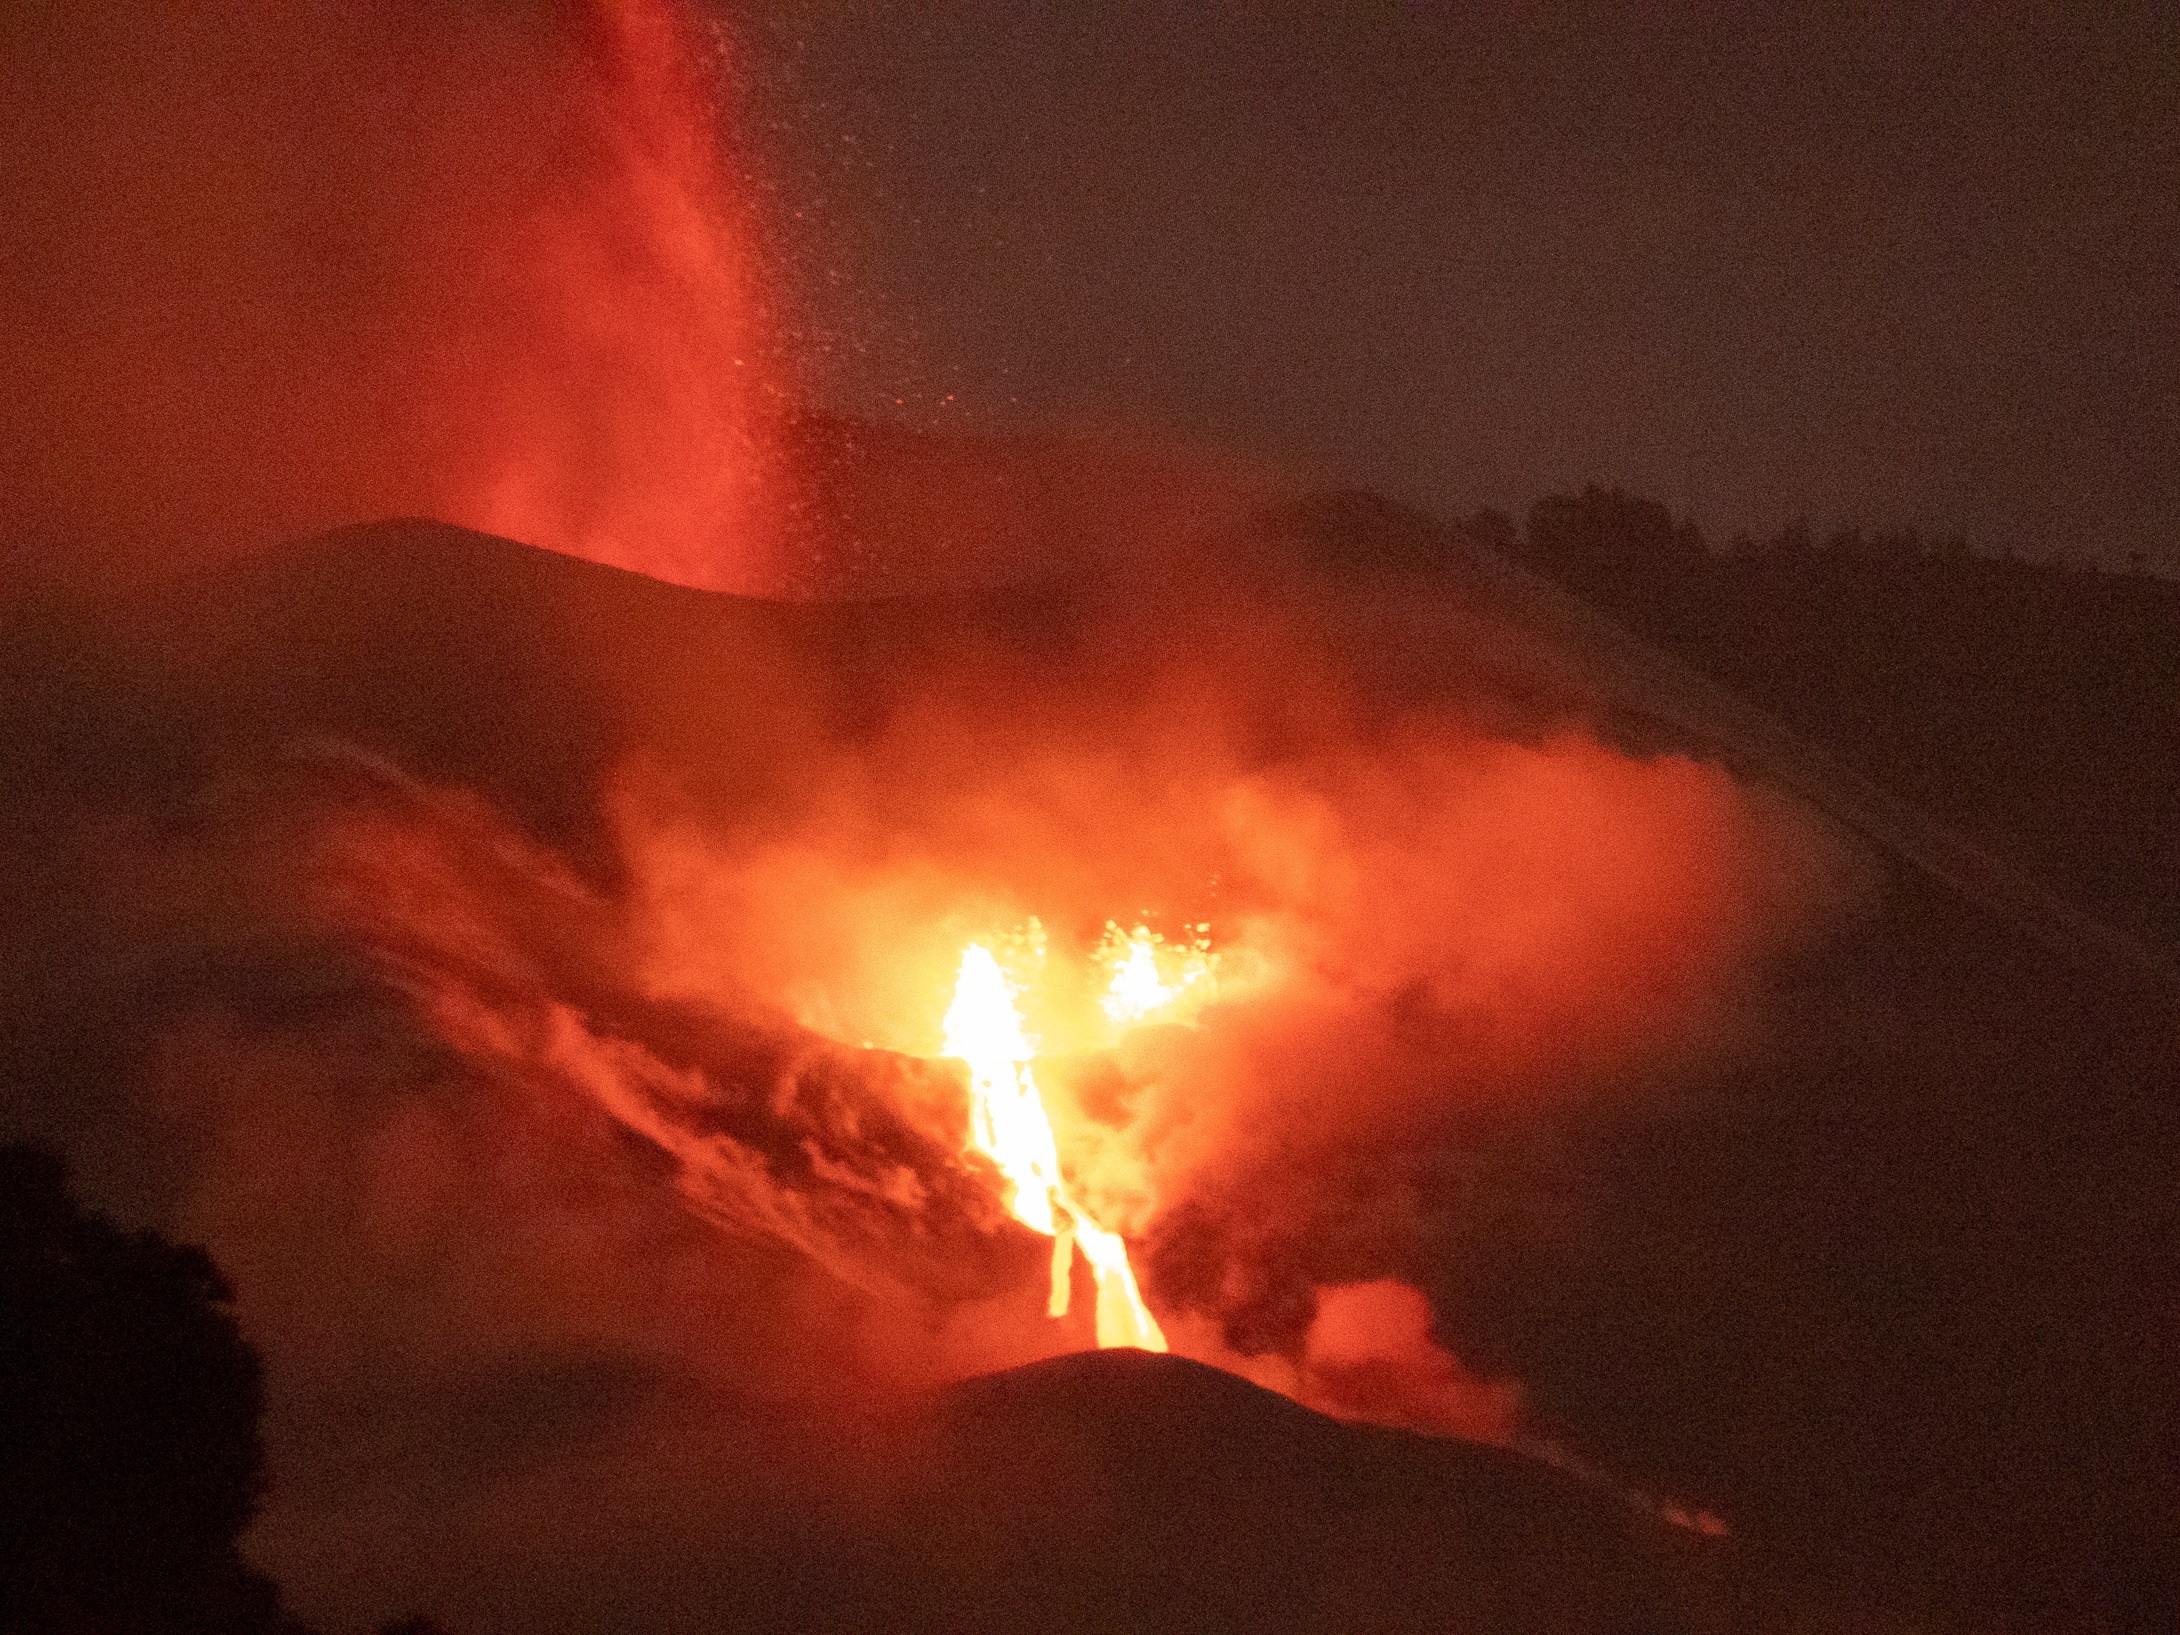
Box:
1;516;833;855
900;1349;1733;1635
1284;488;2179;995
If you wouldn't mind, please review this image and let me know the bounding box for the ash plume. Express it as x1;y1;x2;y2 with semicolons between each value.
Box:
2;0;780;596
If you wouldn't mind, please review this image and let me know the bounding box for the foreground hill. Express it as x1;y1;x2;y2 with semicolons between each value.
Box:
897;1348;1735;1635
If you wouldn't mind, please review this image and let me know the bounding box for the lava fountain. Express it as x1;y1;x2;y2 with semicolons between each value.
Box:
936;929;1208;1352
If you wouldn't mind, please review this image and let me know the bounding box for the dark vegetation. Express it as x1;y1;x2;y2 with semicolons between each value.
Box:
0;1143;453;1635
1;1143;279;1635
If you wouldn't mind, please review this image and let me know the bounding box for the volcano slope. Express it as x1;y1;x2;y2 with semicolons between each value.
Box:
893;1348;1730;1635
2;509;2174;1634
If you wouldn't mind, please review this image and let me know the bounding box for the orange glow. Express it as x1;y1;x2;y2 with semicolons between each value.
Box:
942;945;1060;1239
1095;923;1215;1028
941;941;1166;1351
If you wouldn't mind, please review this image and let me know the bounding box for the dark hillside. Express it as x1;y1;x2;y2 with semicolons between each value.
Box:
897;1349;1737;1635
1514;487;2180;956
1293;486;2180;958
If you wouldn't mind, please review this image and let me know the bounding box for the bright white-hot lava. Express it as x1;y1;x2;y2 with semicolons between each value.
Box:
1096;922;1214;1027
939;935;1172;1351
941;945;1062;1240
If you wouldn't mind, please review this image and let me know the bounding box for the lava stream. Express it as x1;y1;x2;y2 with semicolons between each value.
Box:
941;943;1166;1351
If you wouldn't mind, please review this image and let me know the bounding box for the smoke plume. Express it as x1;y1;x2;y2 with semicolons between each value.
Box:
2;0;781;595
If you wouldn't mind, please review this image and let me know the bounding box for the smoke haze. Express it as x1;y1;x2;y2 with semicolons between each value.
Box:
20;5;2157;1632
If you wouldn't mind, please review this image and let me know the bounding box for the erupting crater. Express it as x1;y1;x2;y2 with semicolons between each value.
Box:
926;924;1214;1352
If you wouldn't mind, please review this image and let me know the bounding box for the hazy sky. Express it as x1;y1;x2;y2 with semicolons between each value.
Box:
736;4;2177;566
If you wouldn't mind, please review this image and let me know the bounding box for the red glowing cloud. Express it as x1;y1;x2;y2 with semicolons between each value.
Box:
1;0;781;594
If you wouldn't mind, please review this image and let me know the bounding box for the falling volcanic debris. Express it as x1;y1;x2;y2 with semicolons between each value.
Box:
1;0;785;595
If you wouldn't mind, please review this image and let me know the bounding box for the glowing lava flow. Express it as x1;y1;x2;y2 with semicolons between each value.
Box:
942;943;1167;1351
1098;922;1211;1026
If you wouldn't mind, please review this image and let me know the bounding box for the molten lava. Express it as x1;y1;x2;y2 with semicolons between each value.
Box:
1097;921;1213;1027
940;939;1168;1351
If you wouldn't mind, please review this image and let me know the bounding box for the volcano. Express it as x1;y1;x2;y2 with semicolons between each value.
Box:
3;481;2176;1634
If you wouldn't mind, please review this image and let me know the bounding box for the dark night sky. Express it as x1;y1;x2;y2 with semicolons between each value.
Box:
736;4;2177;568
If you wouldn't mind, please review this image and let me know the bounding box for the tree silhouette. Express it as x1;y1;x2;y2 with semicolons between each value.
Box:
1;1142;284;1633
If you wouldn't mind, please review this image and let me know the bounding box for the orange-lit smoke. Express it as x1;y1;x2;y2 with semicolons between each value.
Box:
1300;1281;1522;1444
0;0;781;594
243;557;1853;1446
